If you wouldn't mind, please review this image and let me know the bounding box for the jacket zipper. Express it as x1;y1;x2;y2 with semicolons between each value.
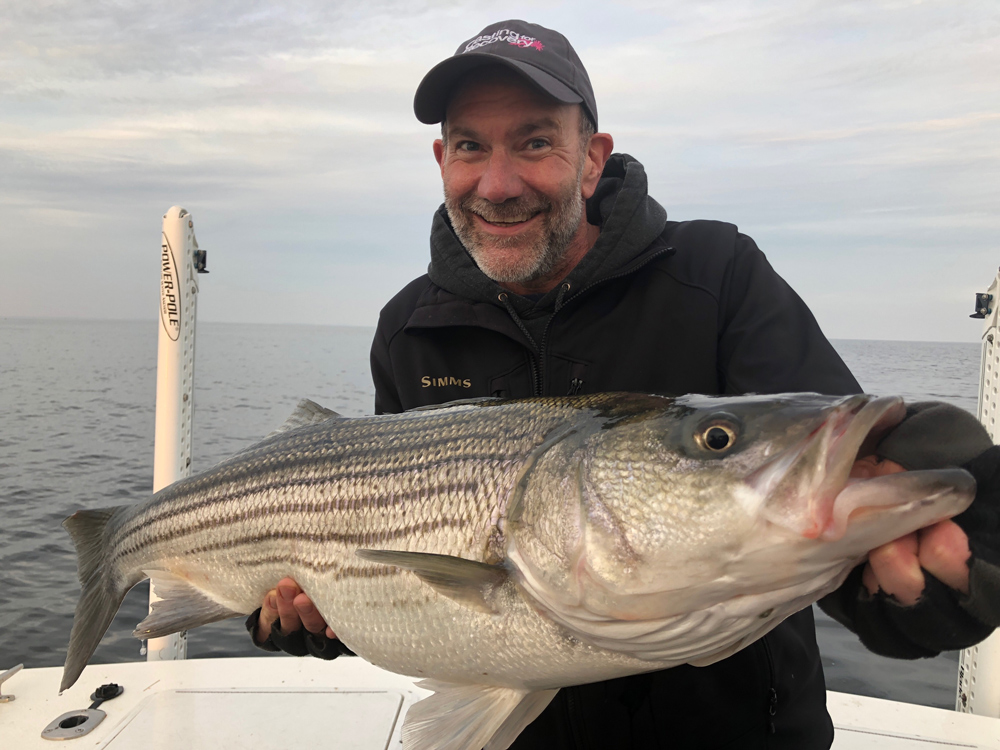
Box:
529;245;672;396
762;635;777;736
565;688;588;749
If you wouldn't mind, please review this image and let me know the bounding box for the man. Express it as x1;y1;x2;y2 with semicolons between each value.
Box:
248;21;1000;748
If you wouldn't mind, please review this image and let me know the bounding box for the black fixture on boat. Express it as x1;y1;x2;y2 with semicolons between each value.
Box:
971;292;993;319
41;682;125;741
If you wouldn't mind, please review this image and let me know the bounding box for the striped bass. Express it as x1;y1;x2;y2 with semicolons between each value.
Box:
61;392;974;750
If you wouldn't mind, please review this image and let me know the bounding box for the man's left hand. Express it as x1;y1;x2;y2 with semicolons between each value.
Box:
850;455;971;606
820;408;1000;658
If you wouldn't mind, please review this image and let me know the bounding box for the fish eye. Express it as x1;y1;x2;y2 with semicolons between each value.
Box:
696;416;740;454
704;425;734;451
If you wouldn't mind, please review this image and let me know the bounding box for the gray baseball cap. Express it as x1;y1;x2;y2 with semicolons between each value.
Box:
414;20;598;129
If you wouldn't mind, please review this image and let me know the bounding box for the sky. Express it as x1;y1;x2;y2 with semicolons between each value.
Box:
1;0;998;342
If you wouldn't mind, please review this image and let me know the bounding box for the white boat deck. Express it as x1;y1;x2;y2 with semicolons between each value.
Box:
3;657;998;749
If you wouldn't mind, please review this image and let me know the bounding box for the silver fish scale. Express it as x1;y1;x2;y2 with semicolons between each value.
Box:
108;398;588;592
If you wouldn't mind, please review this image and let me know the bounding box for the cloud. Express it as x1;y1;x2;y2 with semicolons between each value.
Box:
1;0;997;340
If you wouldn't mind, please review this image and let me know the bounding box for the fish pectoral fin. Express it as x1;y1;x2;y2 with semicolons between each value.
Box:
404;680;557;750
356;549;507;614
133;570;243;639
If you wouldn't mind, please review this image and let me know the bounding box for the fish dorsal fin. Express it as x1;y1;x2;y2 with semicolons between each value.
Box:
356;549;507;614
222;399;344;462
403;680;557;750
267;399;343;438
133;570;243;639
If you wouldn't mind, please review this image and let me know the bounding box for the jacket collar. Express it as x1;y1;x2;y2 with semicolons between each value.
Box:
409;153;671;344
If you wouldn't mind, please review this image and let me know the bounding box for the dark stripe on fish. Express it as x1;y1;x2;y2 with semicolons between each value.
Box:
154;415;563;501
124;452;512;528
108;477;485;556
112;517;477;567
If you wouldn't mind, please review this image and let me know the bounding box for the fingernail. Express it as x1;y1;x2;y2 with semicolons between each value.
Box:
267;594;277;610
299;602;314;614
279;586;295;602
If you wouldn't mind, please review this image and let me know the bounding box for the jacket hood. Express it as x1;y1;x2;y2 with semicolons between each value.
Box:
426;153;668;317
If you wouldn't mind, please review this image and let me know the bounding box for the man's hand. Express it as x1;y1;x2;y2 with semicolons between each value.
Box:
850;455;972;605
254;577;336;644
820;408;997;658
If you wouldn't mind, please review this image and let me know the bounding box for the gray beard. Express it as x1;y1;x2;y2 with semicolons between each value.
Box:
444;169;585;285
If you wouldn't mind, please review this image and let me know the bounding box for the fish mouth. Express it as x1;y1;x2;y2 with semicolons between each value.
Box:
748;394;913;539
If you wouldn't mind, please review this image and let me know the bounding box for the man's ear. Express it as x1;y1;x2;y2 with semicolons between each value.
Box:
581;133;614;200
433;139;445;176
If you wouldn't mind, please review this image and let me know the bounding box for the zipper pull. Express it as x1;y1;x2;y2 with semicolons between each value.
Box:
567;378;584;396
555;282;571;311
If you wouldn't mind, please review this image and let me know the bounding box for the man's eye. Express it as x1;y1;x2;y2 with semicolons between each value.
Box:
528;139;549;150
457;141;480;152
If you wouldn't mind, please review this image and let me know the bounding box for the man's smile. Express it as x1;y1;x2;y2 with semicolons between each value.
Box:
472;210;543;234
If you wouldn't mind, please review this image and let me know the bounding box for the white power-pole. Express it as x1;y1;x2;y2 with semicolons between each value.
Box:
147;206;208;662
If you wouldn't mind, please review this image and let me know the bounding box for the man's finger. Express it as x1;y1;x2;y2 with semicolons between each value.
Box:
862;562;879;596
850;456;906;480
867;533;924;606
255;590;279;643
293;592;329;634
277;581;303;634
917;520;971;594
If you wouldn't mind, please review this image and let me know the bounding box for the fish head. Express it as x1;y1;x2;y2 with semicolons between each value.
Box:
508;392;975;630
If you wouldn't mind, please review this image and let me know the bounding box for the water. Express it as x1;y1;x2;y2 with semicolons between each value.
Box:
0;320;982;709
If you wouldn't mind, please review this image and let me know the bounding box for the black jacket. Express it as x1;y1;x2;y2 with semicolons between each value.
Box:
369;154;859;749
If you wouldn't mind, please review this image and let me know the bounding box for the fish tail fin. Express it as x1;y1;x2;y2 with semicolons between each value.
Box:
60;507;133;694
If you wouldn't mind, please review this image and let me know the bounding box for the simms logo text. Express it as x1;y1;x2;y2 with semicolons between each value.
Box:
422;376;472;388
160;236;181;341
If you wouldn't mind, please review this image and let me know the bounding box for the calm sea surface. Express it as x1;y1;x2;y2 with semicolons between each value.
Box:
0;319;983;709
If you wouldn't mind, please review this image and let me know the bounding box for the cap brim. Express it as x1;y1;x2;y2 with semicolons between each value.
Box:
413;53;583;125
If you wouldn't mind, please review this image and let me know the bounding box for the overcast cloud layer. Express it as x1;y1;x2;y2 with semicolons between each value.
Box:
2;0;998;341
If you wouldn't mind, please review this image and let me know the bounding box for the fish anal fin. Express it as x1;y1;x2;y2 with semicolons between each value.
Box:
404;680;545;750
133;570;243;639
356;549;507;614
484;688;559;750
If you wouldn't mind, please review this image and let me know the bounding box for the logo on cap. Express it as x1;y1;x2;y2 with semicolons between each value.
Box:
463;29;544;53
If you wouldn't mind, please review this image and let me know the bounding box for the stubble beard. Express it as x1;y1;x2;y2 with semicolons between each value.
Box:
444;162;586;285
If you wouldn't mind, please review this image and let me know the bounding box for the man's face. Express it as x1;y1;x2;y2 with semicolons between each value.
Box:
434;73;592;286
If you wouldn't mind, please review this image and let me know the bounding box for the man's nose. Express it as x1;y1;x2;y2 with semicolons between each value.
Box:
476;149;523;204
